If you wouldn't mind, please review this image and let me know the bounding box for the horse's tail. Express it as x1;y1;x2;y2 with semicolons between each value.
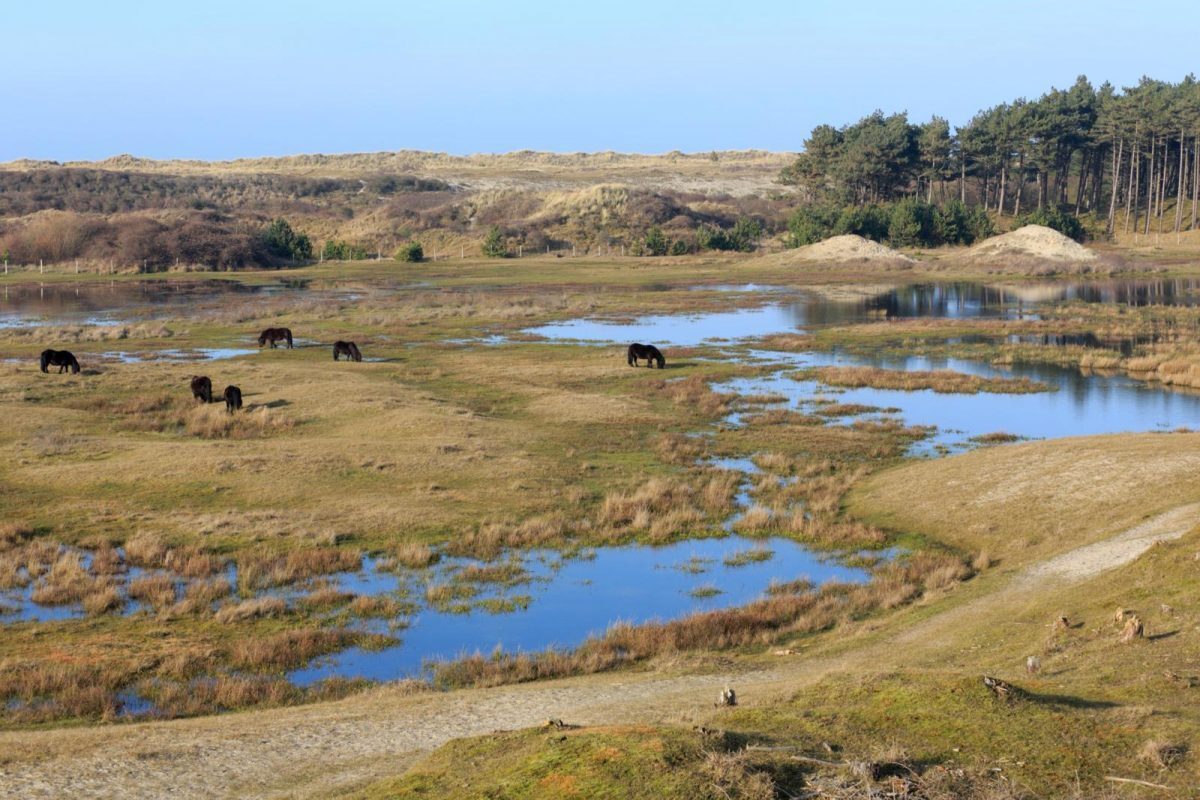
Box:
626;345;636;366
39;350;50;373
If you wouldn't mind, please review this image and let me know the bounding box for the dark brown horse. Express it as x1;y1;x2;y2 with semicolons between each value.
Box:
333;341;362;362
258;328;293;349
223;385;243;413
40;349;80;374
626;343;665;369
190;375;213;403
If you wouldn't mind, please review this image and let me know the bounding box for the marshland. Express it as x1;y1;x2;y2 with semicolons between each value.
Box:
2;244;1200;798
7;17;1200;791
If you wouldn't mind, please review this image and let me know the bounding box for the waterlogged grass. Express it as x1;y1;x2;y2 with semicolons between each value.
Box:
722;547;775;567
798;365;1051;394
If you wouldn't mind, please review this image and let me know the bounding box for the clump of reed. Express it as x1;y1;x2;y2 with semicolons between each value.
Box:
213;596;286;623
723;546;774;566
379;542;440;570
228;628;364;672
457;558;529;586
179;576;233;610
298;586;355;611
124;532;225;577
128;574;178;612
802;366;1050;394
27;550;124;615
236;547;362;594
0;658;131;723
447;513;575;559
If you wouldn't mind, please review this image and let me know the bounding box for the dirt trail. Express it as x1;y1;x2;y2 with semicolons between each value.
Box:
2;504;1195;800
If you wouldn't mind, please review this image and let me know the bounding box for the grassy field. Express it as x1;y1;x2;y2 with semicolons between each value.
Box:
0;256;964;723
2;254;1200;798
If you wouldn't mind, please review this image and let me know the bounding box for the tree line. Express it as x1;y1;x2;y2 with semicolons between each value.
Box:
780;75;1200;240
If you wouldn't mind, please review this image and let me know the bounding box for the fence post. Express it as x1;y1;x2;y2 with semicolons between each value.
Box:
40;259;44;274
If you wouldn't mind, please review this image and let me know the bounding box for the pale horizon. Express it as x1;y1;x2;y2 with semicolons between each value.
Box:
4;0;1198;162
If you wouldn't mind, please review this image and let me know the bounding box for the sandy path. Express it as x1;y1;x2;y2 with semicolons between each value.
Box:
1;503;1194;799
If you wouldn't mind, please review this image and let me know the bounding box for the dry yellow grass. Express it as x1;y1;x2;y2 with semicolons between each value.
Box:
850;432;1200;565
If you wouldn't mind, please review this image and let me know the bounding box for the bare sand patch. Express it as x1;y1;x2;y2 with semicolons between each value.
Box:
762;235;915;268
964;225;1098;265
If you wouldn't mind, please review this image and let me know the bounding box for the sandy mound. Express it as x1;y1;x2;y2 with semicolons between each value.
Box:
966;225;1097;263
770;235;914;267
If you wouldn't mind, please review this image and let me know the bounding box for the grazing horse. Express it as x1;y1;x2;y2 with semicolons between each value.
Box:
223;385;243;413
626;343;665;369
190;375;213;403
40;349;80;374
258;327;293;349
333;341;363;362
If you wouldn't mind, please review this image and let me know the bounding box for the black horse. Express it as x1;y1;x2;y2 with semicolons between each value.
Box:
223;385;243;413
40;349;80;374
258;328;293;349
627;343;665;369
333;341;362;362
190;375;213;403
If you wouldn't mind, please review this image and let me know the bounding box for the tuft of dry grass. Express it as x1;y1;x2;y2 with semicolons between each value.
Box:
1139;739;1185;769
229;629;361;672
184;404;296;439
128;574;178;611
385;542;440;569
236;548;362;593
214;596;286;623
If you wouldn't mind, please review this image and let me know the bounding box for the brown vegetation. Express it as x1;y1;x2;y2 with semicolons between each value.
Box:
802;366;1050;394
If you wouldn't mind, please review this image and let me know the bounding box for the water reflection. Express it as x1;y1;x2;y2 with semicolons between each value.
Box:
529;279;1200;345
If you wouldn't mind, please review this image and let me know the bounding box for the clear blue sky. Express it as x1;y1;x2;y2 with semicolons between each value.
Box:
2;0;1197;161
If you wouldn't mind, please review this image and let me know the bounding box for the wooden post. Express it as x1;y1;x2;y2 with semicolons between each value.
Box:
40;259;44;274
461;245;464;259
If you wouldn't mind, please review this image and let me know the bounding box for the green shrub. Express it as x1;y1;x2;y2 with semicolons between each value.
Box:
481;225;507;258
786;204;840;247
321;239;368;261
262;218;312;261
644;226;669;256
395;241;424;262
1014;206;1086;242
833;204;889;241
887;198;937;247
